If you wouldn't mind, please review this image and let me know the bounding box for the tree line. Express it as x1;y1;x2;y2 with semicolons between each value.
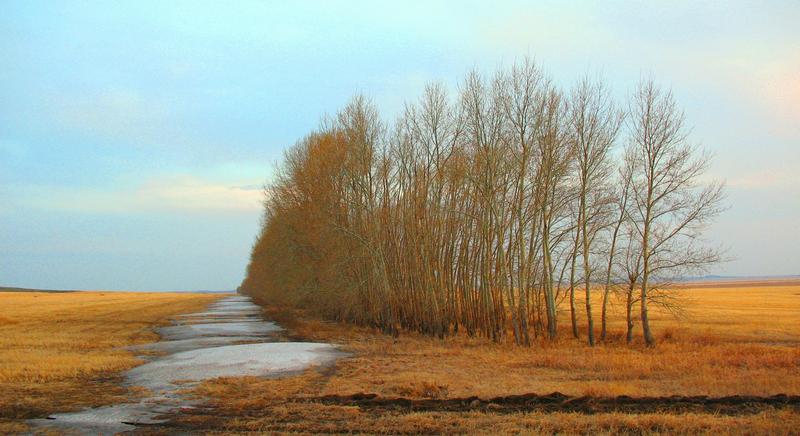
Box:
241;59;725;347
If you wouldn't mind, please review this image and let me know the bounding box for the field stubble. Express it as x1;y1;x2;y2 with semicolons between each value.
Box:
0;290;223;432
1;283;798;434
179;281;800;434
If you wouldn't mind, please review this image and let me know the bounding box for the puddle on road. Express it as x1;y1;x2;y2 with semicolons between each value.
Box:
30;295;344;435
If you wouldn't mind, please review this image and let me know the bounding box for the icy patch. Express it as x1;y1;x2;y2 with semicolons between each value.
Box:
128;336;266;355
129;342;342;391
157;321;282;341
30;295;344;434
178;310;262;317
29;399;175;435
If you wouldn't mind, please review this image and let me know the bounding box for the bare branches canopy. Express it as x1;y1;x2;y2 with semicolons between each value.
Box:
241;61;725;346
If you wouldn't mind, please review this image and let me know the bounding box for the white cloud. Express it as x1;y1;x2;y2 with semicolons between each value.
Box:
18;174;264;214
727;170;800;190
53;88;174;147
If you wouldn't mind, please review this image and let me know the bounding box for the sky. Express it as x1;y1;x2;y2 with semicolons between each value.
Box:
1;1;798;291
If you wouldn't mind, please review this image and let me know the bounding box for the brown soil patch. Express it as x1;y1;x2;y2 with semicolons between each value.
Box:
307;392;800;415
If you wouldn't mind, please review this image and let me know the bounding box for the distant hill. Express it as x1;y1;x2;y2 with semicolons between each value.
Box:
0;286;234;293
677;274;800;282
672;275;800;289
0;286;76;293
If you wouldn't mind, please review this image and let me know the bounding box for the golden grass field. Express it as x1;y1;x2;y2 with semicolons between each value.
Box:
0;290;223;433
178;280;800;434
1;282;798;434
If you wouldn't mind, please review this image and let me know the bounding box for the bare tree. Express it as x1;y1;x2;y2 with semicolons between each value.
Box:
600;159;632;342
625;79;725;346
567;75;624;345
240;65;725;348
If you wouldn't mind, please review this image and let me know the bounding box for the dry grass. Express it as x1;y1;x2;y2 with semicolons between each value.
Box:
261;281;800;399
183;375;800;435
178;281;800;434
0;290;223;430
2;283;797;434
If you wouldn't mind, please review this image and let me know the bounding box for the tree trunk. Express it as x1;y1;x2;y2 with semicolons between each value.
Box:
626;283;634;344
600;288;610;341
568;239;579;339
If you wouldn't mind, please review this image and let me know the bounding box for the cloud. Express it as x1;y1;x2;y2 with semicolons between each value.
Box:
754;57;800;131
18;174;264;214
135;175;264;212
727;170;800;190
470;3;799;138
675;49;800;138
235;184;263;191
56;89;168;140
476;5;613;58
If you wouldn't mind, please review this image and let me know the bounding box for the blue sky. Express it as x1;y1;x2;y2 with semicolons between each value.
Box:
1;1;798;291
